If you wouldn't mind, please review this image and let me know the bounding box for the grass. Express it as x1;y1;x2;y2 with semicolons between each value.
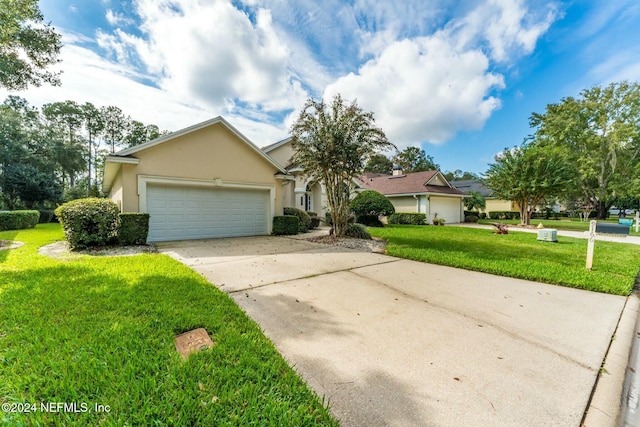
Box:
478;217;640;236
0;224;337;426
369;224;640;295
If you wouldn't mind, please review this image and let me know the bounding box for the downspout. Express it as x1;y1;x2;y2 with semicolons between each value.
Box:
413;194;420;212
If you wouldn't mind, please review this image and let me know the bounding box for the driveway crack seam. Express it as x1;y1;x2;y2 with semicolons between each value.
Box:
226;259;402;294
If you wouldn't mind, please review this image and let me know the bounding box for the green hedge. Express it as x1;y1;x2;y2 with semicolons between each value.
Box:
355;214;384;227
387;212;427;225
273;215;299;235
306;211;320;229
37;209;55;223
0;210;40;231
284;207;311;232
464;215;479;223
55;198;120;250
118;213;150;245
488;211;521;220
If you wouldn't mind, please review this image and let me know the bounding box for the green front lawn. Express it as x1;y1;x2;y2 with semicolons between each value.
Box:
369;225;640;295
0;224;336;426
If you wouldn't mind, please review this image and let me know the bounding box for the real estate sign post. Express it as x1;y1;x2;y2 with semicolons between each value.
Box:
586;220;596;270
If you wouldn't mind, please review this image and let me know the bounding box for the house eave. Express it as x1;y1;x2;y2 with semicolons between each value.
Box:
102;156;141;193
386;191;466;198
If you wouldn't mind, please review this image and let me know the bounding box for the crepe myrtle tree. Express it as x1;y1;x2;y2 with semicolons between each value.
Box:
485;141;573;226
290;94;395;237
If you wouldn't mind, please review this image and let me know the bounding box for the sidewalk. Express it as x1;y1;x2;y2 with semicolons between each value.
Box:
453;222;640;245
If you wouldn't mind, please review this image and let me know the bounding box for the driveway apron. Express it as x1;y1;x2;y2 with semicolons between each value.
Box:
158;236;626;426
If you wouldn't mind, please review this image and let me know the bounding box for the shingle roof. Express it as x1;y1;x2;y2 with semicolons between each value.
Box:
451;179;492;197
357;171;467;197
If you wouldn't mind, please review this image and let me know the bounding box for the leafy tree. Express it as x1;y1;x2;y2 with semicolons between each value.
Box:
464;191;486;211
101;105;129;152
484;142;573;225
531;81;640;219
364;154;393;174
290;94;394;236
2;163;61;208
444;169;479;181
393;146;439;172
81;102;105;195
0;0;62;90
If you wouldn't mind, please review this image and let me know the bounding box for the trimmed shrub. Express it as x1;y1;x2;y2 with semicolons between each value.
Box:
55;198;120;250
464;215;479;223
37;209;54;223
350;190;395;226
272;215;299;235
345;223;372;239
306;211;321;229
479;212;487;219
356;214;384;227
387;212;427;225
284;207;311;232
118;213;150;245
0;210;40;231
488;211;521;220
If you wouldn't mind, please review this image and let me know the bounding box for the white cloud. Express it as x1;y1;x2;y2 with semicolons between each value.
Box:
325;35;504;147
450;0;557;63
324;0;556;148
105;9;135;27
100;0;308;113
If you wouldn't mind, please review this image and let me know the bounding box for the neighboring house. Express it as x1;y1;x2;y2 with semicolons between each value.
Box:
261;137;328;217
356;168;467;224
451;179;520;213
102;117;290;242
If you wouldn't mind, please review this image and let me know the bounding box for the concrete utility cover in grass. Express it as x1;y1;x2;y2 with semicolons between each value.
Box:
175;328;214;359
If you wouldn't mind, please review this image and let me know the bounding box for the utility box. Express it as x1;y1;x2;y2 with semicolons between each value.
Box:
537;228;558;242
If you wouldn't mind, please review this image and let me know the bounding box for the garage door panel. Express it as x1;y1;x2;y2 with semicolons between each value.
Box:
431;197;461;224
146;184;269;242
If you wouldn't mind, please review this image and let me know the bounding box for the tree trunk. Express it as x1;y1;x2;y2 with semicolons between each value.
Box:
596;201;609;219
519;202;530;226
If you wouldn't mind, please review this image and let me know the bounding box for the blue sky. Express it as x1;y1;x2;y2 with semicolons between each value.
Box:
5;0;640;174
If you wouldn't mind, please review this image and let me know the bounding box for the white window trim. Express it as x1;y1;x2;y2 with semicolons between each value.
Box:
137;174;276;234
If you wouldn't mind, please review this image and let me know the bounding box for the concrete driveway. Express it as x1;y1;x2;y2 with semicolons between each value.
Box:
158;236;629;426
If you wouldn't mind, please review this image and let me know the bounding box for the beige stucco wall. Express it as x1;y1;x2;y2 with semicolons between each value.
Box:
265;142;294;167
389;196;418;213
485;199;516;213
109;168;124;212
118;123;282;214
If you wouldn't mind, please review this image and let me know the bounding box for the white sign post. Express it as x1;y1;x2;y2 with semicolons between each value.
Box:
586;220;596;270
636;211;639;233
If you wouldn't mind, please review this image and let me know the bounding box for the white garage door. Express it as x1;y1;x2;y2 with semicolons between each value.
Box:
431;197;462;224
146;184;269;242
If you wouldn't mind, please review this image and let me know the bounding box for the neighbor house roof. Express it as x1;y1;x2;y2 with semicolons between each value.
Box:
356;171;467;197
451;179;493;197
261;137;291;153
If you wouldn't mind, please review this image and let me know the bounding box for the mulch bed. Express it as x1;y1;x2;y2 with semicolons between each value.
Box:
303;235;387;253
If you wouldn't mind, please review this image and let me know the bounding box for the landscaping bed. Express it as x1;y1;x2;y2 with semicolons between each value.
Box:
369;225;640;295
0;224;337;426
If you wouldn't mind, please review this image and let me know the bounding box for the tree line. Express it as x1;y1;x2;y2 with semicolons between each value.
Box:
485;81;640;224
0;96;167;209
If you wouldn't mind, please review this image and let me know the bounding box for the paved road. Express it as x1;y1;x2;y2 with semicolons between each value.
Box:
158;236;629;426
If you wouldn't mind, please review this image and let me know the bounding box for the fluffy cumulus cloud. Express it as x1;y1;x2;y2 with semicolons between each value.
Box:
325;0;555;147
325;35;504;145
102;0;308;114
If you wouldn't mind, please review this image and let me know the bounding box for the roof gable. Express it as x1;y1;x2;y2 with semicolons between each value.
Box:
112;116;287;174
